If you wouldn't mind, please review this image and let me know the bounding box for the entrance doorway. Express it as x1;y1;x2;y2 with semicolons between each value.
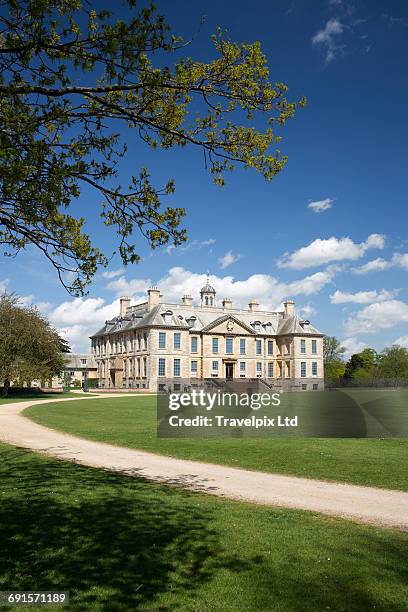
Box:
225;362;234;380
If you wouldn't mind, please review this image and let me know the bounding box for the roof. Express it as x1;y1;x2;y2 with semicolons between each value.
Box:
90;303;323;338
64;353;97;369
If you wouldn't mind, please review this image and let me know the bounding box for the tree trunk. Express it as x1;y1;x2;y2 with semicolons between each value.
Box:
2;379;11;397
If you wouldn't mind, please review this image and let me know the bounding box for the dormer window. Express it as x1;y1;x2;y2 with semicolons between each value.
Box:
162;310;173;324
252;320;261;332
186;315;197;328
264;322;272;333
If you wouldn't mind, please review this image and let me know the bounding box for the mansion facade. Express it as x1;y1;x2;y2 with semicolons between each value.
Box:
90;279;325;392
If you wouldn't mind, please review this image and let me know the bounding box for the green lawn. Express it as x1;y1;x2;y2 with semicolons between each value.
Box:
26;393;408;490
0;391;77;405
0;442;407;611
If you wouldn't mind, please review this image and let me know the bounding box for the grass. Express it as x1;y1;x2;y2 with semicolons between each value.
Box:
0;391;78;405
26;392;408;491
0;441;407;611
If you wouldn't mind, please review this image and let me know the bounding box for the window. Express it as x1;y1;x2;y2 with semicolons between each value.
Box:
240;361;246;373
253;321;261;332
313;383;318;390
173;358;181;377
312;339;317;354
191;360;198;374
239;338;246;354
158;332;166;349
312;361;318;377
212;360;219;371
302;384;307;390
174;333;181;350
212;337;219;353
267;340;273;356
187;316;197;328
158;358;166;377
256;362;262;374
191;336;198;353
268;362;274;378
300;362;306;378
256;339;262;355
226;337;233;354
81;359;87;365
300;339;306;354
162;310;173;324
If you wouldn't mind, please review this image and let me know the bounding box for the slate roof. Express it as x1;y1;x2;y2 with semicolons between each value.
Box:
90;302;323;338
64;353;97;369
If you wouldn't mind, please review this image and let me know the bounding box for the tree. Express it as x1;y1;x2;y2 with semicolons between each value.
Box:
344;348;378;381
323;336;346;364
323;336;346;381
0;292;69;395
0;1;305;295
377;345;408;381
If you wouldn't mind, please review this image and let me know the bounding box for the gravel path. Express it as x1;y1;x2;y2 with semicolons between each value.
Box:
1;394;407;531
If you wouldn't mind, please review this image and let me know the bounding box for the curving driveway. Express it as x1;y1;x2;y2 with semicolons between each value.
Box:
1;394;408;531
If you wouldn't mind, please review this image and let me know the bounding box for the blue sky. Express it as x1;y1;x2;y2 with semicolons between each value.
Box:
2;0;408;353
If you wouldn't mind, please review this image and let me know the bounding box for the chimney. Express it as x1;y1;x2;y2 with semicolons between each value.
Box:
119;296;131;317
148;287;161;310
182;295;193;307
248;299;259;312
222;298;233;309
283;299;295;317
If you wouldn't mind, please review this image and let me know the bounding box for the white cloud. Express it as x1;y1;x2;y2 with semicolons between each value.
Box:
298;304;317;318
308;198;334;213
101;268;124;279
105;277;150;297
312;18;344;63
351;257;389;274
351;252;408;274
165;238;216;255
392;252;408;270
340;337;368;357
330;288;399;304
394;336;408;348
278;234;385;270
344;300;408;335
218;250;241;269
0;278;8;292
46;297;120;353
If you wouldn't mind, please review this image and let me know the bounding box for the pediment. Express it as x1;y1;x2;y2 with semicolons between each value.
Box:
201;315;255;335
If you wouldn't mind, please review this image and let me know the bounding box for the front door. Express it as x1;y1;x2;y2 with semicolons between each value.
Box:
225;363;234;380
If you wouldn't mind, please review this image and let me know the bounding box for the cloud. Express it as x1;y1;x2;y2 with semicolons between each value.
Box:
351;257;389;274
344;300;408;335
298;304;317;318
218;251;241;269
351;252;408;274
165;238;216;255
278;234;385;270
392;252;408;270
101;268;124;279
340;337;368;357
308;197;334;213
105;277;150;297
0;278;8;292
312;18;344;63
394;336;408;348
330;288;399;304
45;297;120;353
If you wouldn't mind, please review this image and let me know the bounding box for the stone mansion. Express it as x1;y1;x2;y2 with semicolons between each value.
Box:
90;279;324;391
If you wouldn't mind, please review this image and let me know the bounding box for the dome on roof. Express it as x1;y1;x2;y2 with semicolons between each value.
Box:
200;275;216;295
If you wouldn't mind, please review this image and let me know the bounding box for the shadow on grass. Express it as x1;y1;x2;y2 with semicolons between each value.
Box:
0;447;258;611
